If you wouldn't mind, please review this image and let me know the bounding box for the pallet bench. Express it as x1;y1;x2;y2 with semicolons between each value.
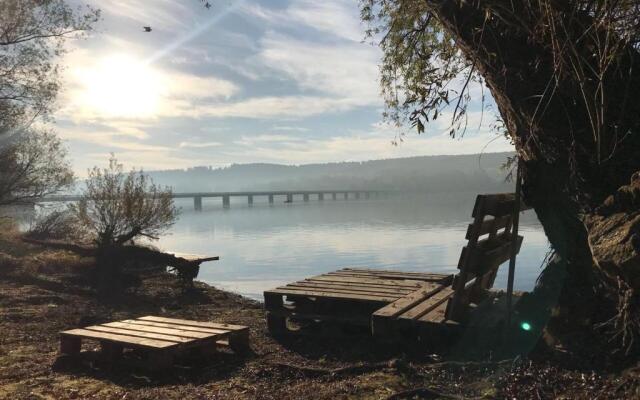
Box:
264;193;530;341
59;316;249;370
264;268;453;334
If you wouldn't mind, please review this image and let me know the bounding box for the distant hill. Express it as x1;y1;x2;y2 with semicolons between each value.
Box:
147;152;515;195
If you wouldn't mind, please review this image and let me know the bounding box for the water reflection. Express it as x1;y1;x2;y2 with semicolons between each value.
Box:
156;196;549;300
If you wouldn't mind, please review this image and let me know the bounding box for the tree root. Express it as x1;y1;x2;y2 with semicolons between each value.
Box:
597;277;640;355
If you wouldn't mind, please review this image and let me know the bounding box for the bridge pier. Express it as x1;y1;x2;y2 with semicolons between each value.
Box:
268;194;274;204
365;192;370;199
223;195;230;208
318;193;324;201
355;192;360;200
194;196;202;211
344;192;348;200
303;194;309;202
286;194;293;203
248;195;253;206
332;193;337;200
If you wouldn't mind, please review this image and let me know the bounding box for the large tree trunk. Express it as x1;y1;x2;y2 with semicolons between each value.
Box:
425;1;640;342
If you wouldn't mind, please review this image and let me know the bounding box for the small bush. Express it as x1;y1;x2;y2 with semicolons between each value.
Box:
26;209;83;241
69;155;179;247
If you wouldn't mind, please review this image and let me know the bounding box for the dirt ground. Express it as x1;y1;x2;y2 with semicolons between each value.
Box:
1;233;639;399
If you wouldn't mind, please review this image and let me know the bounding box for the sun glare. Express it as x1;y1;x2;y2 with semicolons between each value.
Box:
78;55;163;118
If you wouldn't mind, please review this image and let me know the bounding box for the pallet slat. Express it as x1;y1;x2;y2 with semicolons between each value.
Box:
138;316;247;331
284;282;411;296
266;288;396;303
337;269;450;282
465;215;511;240
308;275;426;288
102;321;219;339
280;284;404;299
61;328;178;348
399;287;455;320
372;284;444;318
117;319;229;335
85;325;196;343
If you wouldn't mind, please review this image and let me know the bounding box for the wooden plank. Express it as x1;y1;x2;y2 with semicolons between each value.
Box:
102;322;218;339
138;316;247;331
399;287;455;320
327;271;446;283
61;328;177;348
308;275;426;288
275;285;399;300
265;288;396;303
85;326;195;343
457;231;517;268
372;284;444;318
281;285;405;299
303;279;416;293
343;267;444;277
418;301;448;323
117;319;229;335
465;215;511;240
286;281;412;296
340;268;450;281
458;235;523;275
473;193;530;218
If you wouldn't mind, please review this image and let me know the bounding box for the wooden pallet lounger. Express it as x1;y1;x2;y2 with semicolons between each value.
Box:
264;193;529;339
59;316;249;370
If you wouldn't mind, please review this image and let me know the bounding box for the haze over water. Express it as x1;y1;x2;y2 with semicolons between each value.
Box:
157;195;549;301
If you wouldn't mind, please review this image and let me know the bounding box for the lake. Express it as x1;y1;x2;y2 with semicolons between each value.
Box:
155;194;550;301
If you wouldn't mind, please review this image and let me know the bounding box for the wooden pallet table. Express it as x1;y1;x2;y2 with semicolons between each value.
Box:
59;316;249;370
264;267;452;335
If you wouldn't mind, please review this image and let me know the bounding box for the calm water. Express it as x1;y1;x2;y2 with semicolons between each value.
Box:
155;195;549;301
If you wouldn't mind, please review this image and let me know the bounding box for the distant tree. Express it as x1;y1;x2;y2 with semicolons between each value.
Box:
0;129;73;206
70;156;179;248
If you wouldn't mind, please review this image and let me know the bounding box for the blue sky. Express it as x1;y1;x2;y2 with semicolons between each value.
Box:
56;0;513;174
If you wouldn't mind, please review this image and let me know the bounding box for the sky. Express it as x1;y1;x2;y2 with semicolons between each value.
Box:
56;0;514;174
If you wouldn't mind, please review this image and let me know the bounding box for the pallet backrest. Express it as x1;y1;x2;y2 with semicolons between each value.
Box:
445;193;528;321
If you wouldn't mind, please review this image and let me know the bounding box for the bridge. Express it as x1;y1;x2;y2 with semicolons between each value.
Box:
40;190;388;210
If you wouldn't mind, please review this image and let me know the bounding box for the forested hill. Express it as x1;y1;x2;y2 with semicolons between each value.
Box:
147;152;515;194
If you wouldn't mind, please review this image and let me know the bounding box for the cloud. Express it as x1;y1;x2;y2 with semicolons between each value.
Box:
272;125;309;132
179;141;222;148
258;31;380;104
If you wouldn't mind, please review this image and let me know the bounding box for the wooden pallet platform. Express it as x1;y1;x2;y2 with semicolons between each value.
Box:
264;268;453;335
59;316;249;370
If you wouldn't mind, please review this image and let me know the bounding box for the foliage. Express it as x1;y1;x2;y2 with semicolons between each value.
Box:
360;1;640;162
0;129;73;206
70;156;179;247
25;209;82;241
0;0;99;135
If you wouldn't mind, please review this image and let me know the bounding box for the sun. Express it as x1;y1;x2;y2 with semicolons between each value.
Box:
77;55;163;118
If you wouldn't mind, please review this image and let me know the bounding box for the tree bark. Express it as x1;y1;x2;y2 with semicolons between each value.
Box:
424;1;640;328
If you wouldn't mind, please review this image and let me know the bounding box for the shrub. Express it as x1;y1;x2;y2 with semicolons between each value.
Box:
69;156;179;247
